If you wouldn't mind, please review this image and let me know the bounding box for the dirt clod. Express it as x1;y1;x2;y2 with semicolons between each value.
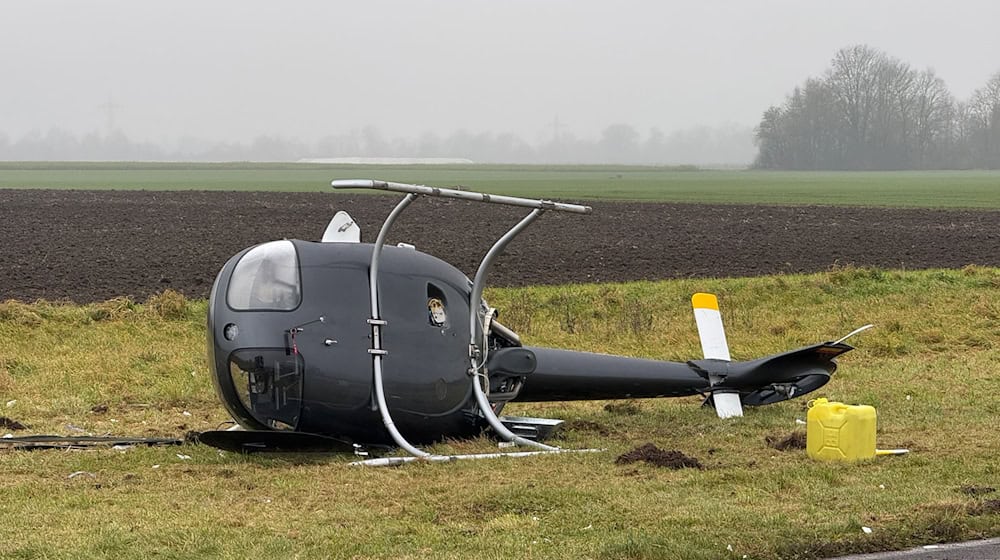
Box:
615;443;703;469
604;401;641;415
563;419;611;436
968;499;1000;516
766;431;807;451
960;486;997;496
0;416;27;431
90;404;109;414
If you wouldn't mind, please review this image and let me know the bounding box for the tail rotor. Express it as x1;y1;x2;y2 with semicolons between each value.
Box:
691;293;744;419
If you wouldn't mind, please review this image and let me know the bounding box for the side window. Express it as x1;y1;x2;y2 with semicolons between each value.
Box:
427;283;448;327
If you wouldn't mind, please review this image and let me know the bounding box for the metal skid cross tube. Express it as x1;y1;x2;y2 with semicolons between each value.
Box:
467;208;558;452
366;193;429;459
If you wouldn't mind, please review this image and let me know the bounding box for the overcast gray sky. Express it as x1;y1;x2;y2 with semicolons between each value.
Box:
2;0;998;145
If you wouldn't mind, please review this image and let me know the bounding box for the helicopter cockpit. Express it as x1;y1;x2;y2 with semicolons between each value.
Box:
210;240;307;432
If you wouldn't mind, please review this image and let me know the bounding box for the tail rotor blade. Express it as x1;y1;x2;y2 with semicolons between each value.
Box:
691;293;743;418
692;293;730;361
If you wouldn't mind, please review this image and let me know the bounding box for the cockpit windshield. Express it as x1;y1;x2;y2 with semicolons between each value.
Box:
229;349;303;430
227;240;301;311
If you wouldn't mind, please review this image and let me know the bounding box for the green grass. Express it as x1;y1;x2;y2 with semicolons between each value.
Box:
1;268;999;558
1;162;998;208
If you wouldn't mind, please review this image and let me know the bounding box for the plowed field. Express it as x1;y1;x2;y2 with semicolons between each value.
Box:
1;189;998;303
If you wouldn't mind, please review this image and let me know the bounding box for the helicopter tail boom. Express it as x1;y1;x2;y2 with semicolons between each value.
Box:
502;340;852;406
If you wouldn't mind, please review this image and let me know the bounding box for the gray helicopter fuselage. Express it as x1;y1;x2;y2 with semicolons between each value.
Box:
207;236;850;450
208;239;483;445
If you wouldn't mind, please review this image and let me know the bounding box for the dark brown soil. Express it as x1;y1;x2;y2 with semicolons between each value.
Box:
562;419;611;437
1;189;998;303
960;485;997;496
968;499;1000;516
615;443;703;469
766;431;807;451
603;401;641;415
0;417;27;430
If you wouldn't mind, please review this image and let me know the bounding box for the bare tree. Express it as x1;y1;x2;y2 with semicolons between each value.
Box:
826;45;886;167
963;71;1000;168
755;44;972;170
910;70;955;168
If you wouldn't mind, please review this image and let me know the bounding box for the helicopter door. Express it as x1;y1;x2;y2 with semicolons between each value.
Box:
228;349;304;430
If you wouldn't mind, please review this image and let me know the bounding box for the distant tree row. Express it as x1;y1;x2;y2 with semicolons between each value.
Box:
755;45;1000;170
0;124;755;165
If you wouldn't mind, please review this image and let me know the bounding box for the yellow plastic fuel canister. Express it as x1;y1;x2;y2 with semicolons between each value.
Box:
806;398;877;462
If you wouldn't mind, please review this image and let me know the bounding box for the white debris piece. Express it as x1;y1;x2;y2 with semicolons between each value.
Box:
182;411;192;417
68;471;95;479
5;399;16;408
176;453;191;460
862;526;873;534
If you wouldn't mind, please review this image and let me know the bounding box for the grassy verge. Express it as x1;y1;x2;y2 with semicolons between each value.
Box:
1;268;998;559
1;163;999;208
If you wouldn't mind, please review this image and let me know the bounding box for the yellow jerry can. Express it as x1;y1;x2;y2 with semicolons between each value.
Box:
806;398;877;462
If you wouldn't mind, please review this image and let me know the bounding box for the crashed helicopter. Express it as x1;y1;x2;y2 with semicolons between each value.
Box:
199;179;868;464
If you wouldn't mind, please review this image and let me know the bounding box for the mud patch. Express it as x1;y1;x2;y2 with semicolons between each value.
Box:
968;499;1000;516
562;419;611;436
959;485;996;496
765;431;806;451
0;416;27;431
603;401;641;415
615;443;703;469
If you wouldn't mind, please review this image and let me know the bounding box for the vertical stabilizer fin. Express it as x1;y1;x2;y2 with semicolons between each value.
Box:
692;293;743;419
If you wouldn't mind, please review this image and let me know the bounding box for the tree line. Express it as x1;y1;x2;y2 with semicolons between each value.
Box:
755;45;1000;170
0;124;754;165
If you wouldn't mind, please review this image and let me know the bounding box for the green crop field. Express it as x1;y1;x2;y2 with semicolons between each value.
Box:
0;162;998;208
2;268;999;559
